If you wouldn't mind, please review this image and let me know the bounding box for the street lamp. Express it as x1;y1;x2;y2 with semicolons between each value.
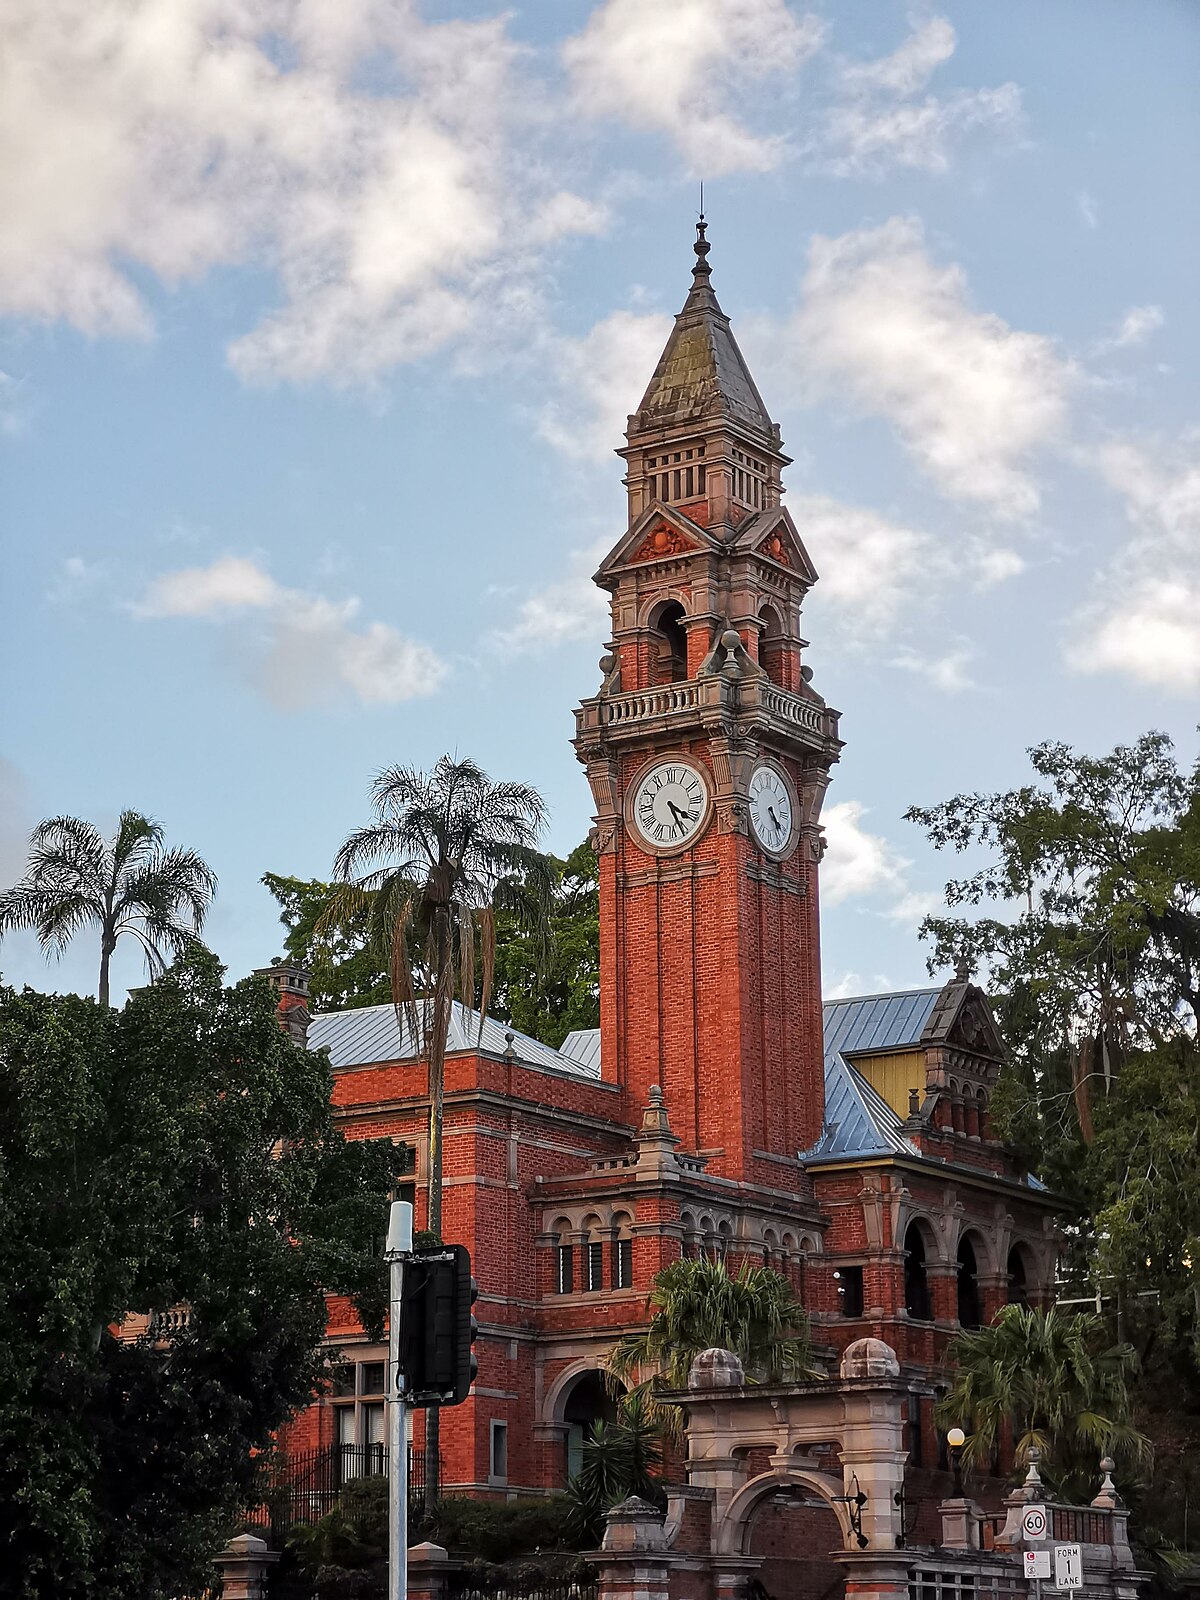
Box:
947;1427;966;1497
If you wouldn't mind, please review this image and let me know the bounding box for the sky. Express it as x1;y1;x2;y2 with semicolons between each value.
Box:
2;0;1198;1008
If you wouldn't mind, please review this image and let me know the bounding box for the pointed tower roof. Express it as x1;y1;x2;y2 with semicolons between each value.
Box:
629;220;776;442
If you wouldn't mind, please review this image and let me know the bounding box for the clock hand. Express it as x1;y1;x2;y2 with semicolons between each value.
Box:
667;799;688;831
768;805;782;830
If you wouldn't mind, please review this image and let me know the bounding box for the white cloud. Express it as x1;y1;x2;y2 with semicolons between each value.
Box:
539;310;672;462
0;370;31;436
1066;432;1200;692
892;643;975;693
490;540;611;656
821;800;939;926
972;546;1025;587
564;0;824;175
135;555;445;708
137;554;281;617
790;494;932;635
0;0;599;382
1077;190;1099;230
762;217;1076;518
47;554;104;605
1093;304;1164;354
819;14;1021;176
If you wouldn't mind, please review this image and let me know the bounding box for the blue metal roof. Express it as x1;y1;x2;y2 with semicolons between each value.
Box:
308;1001;601;1080
822;988;940;1061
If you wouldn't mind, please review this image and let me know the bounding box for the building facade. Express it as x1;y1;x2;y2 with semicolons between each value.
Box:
273;224;1058;1505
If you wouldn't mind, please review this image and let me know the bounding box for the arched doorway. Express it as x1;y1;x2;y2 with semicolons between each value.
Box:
1007;1245;1031;1307
742;1479;846;1600
561;1370;619;1484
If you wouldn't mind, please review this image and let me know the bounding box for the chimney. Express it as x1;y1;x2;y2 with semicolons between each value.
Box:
255;962;311;1049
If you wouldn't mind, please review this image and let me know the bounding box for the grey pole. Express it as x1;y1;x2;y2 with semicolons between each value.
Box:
386;1200;413;1600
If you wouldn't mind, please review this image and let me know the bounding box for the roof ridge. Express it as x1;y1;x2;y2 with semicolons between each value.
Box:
823;985;940;1007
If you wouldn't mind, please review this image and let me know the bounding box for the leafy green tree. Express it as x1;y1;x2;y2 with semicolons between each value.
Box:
908;733;1200;1542
330;755;554;1499
0;953;406;1600
0;810;217;1007
607;1257;817;1439
492;839;599;1047
936;1305;1149;1500
261;871;391;1011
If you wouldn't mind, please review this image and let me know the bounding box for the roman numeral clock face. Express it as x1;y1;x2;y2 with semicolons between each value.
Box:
748;762;795;856
628;759;710;853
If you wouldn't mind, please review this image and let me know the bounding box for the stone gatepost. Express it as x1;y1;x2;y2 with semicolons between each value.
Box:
408;1540;457;1600
594;1497;678;1600
214;1533;280;1600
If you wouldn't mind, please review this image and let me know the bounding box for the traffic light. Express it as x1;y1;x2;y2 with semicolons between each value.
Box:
397;1243;478;1407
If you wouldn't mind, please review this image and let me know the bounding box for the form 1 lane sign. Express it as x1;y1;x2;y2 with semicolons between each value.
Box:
1054;1545;1083;1590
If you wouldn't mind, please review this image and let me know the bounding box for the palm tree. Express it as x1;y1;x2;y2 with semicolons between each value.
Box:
607;1257;818;1436
0;812;217;1006
330;756;554;1501
936;1304;1150;1496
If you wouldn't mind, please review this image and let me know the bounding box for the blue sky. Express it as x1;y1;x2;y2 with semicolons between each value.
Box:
2;0;1198;1006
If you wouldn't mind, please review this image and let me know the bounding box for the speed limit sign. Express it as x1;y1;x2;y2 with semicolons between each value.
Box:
1023;1505;1049;1541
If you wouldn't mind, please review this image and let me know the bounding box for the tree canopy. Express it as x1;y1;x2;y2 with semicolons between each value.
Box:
0;953;407;1600
909;731;1200;1541
263;839;600;1048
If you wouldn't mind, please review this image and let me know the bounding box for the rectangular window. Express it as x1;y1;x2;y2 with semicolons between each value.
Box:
587;1241;604;1292
907;1394;924;1468
698;464;706;492
490;1420;509;1483
685;466;694;497
673;468;682;499
613;1237;633;1289
556;1244;574;1294
332;1365;356;1398
837;1266;864;1318
360;1361;386;1396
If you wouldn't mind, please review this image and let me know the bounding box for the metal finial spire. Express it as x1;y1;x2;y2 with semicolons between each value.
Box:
693;201;711;278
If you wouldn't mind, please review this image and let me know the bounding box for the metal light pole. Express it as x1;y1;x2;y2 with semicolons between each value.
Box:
947;1426;966;1497
386;1200;413;1600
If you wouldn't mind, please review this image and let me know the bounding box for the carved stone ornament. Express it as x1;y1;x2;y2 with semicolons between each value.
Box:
590;819;620;855
630;522;696;562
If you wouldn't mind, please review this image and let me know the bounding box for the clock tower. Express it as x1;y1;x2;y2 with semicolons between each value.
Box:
574;221;843;1185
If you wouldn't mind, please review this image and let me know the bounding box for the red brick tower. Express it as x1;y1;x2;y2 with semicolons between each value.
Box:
574;221;843;1184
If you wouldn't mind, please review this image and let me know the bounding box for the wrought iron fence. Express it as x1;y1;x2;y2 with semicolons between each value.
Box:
242;1444;436;1534
447;1570;598;1600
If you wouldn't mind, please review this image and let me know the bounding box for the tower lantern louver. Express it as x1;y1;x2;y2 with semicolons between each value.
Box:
574;220;843;1182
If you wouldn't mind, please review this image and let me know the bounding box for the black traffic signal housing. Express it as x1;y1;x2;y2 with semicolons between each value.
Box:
398;1244;478;1407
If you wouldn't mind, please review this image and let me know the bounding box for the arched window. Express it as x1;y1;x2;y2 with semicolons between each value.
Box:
650;601;687;684
612;1211;633;1290
680;1210;698;1260
1007;1246;1031;1307
553;1219;574;1294
904;1223;932;1320
582;1214;604;1293
562;1371;620;1483
716;1219;732;1263
957;1235;983;1328
759;604;785;687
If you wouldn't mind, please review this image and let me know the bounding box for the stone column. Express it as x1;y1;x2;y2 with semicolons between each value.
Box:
594;1497;674;1600
214;1534;280;1600
939;1496;986;1550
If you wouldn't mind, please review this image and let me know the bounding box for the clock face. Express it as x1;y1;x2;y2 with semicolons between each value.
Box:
748;763;795;856
629;759;710;852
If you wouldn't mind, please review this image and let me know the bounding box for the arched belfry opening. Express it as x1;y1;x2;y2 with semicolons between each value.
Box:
759;603;785;686
650;600;688;684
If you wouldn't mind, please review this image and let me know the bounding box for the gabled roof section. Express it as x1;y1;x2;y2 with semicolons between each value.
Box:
628;221;776;443
308;1000;601;1080
559;1029;602;1073
731;508;819;584
822;988;941;1059
595;500;721;582
921;977;1006;1059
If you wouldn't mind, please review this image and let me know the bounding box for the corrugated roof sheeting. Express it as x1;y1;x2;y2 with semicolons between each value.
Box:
559;1029;601;1073
821;988;940;1062
308;1001;601;1079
